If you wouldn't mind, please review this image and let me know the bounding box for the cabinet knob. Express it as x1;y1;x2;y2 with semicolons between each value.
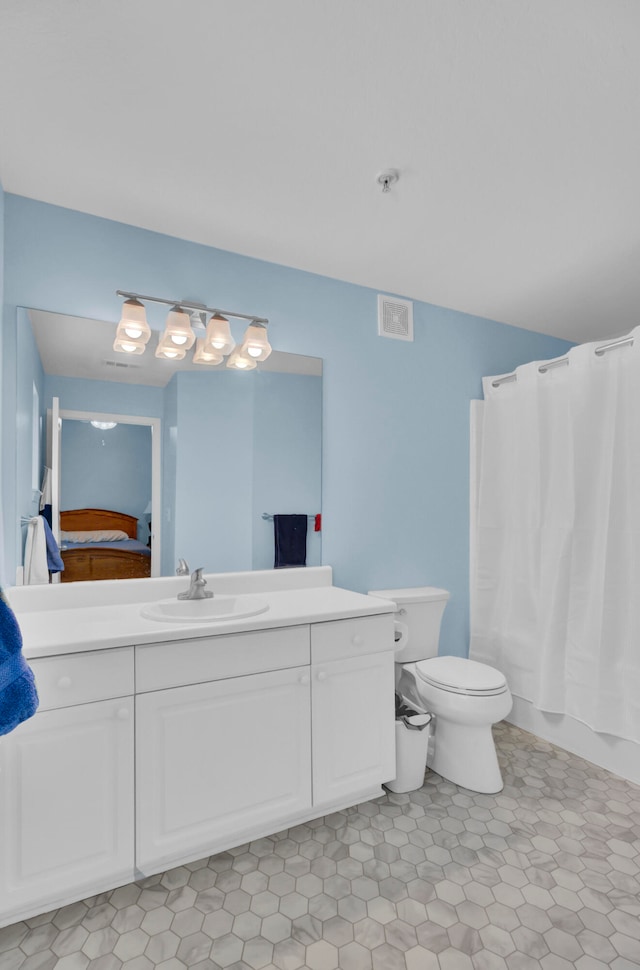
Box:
317;671;328;682
299;674;310;686
116;707;130;720
57;676;72;689
351;634;364;646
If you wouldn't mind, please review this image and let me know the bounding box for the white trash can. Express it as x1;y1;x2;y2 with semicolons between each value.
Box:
386;705;432;794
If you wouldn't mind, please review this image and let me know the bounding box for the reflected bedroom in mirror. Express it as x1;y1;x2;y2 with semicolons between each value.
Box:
14;308;322;585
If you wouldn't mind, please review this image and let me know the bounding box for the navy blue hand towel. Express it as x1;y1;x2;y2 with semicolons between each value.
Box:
0;591;39;736
274;514;307;568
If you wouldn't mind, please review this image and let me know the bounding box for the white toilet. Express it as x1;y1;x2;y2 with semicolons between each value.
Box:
369;587;512;794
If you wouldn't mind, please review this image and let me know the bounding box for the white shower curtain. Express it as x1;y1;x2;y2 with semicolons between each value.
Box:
470;328;640;744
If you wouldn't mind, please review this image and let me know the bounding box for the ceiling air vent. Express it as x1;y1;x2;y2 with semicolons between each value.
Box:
103;359;142;369
377;295;413;341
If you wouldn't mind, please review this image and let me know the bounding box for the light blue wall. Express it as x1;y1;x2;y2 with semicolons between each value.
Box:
174;371;254;573
163;369;322;574
252;373;322;570
2;194;573;654
45;374;164;418
60;421;151;541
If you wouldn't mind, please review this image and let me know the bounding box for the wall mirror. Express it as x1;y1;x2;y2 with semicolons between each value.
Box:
14;308;322;583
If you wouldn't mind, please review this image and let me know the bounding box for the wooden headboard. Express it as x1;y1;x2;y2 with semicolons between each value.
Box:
59;508;138;539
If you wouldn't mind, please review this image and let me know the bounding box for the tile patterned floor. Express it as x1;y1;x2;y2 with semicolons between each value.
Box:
1;722;639;970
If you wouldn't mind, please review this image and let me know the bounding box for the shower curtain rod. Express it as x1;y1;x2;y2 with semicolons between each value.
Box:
491;334;635;388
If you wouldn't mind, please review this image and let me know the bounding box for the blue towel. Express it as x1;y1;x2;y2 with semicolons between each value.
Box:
41;514;64;573
0;591;39;736
274;514;308;568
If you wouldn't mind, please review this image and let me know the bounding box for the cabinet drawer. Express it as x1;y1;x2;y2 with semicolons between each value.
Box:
29;647;134;711
136;625;310;692
311;615;394;664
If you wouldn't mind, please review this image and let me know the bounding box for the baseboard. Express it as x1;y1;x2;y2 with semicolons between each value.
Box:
507;695;640;786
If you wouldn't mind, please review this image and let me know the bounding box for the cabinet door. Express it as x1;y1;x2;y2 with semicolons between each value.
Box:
136;666;311;872
0;697;134;924
312;651;395;806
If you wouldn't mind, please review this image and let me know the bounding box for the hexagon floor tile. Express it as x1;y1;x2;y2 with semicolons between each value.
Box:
1;722;639;969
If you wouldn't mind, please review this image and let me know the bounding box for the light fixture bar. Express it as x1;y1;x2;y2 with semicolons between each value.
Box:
116;291;268;325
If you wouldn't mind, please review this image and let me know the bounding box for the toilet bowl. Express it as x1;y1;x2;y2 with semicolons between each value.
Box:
397;656;512;793
369;587;512;794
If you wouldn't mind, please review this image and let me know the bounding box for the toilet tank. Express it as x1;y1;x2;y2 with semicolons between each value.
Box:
368;587;450;663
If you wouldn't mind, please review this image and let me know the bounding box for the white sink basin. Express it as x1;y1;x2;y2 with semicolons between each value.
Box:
141;595;269;623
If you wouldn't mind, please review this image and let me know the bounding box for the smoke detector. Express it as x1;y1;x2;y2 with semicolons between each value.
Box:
377;295;413;341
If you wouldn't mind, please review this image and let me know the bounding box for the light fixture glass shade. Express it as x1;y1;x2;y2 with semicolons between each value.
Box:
155;333;186;360
118;298;151;343
90;421;118;430
205;314;235;355
113;334;146;355
226;348;257;371
163;306;195;349
193;338;223;365
239;322;272;361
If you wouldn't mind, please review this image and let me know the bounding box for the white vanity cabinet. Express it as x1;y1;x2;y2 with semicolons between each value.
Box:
135;616;395;875
0;594;395;925
135;625;312;872
311;616;396;804
0;648;135;925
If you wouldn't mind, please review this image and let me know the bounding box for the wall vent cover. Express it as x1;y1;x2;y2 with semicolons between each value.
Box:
377;295;413;341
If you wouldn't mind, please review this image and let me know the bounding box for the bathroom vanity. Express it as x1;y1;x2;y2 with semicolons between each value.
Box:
0;567;395;927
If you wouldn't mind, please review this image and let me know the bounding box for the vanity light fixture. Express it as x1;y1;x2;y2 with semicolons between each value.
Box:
116;298;151;343
226;348;257;370
239;322;272;361
155;333;186;360
162;306;196;349
114;291;270;369
113;334;146;355
193;338;224;365
205;314;235;355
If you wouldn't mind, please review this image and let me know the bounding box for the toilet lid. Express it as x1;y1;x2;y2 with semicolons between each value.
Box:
415;657;507;696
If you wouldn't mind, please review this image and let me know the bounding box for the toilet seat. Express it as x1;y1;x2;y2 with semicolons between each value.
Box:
415;657;507;696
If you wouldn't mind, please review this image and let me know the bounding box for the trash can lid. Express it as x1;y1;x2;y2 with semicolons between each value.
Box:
403;712;432;727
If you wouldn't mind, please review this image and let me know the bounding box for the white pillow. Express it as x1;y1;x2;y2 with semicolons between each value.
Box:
60;529;130;543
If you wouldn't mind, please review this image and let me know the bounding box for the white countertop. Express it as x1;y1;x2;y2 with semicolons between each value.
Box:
10;568;396;658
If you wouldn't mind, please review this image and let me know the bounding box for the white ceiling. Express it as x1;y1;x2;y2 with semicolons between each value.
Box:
2;1;640;344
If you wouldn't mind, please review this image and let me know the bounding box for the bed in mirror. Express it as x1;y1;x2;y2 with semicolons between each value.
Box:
14;308;322;583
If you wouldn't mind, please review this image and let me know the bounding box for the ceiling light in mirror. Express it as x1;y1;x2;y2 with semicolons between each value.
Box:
193;338;223;365
226;348;257;370
90;421;118;430
113;333;146;355
155;333;186;360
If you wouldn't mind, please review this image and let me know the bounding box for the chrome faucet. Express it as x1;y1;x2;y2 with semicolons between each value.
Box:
176;558;190;576
178;567;214;601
